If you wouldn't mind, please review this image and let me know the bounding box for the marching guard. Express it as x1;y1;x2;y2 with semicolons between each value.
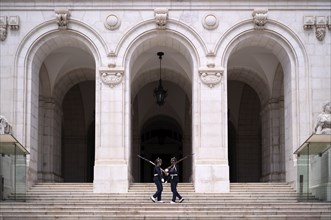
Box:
166;157;184;203
150;157;164;203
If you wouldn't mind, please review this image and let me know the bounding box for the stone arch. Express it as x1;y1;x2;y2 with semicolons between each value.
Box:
114;19;207;66
123;24;199;183
13;20;105;187
219;19;310;185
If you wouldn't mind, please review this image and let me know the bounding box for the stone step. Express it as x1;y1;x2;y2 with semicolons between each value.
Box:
2;215;330;220
2;209;331;215
1;205;330;212
1;182;329;220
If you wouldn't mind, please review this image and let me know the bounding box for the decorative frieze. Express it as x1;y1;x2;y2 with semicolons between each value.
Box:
154;8;168;29
0;115;12;135
55;8;70;30
0;16;20;41
99;67;124;88
252;8;268;30
303;15;329;41
198;64;224;88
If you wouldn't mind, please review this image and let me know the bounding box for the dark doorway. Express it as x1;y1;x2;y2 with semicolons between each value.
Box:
139;116;183;182
228;121;237;182
62;81;95;182
228;81;262;182
87;120;95;182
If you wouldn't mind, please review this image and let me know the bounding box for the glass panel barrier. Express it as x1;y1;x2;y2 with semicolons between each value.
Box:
0;134;28;202
295;134;331;202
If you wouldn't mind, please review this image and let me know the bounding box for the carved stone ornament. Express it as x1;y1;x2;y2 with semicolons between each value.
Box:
315;16;327;41
198;64;224;88
99;67;124;88
315;27;326;41
154;8;168;29
8;16;20;30
0;115;12;135
0;16;8;41
328;16;331;30
55;8;70;30
314;101;331;134
252;8;268;30
105;14;121;30
303;16;315;29
202;14;219;30
303;15;329;41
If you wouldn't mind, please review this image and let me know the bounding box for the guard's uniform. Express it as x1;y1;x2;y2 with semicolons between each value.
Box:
152;164;163;202
168;164;183;203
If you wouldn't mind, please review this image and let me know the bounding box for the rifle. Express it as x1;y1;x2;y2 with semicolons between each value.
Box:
137;155;166;174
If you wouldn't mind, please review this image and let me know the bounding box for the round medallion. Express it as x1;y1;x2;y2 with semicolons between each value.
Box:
105;14;121;30
202;14;219;30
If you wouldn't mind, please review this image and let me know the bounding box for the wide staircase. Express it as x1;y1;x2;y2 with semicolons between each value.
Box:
0;182;330;219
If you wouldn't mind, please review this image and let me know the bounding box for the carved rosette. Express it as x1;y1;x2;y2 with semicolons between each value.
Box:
252;8;268;30
199;64;224;88
154;8;168;29
55;8;70;30
99;67;124;88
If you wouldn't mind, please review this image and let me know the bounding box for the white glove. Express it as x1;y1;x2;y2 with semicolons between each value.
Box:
161;178;164;183
165;169;169;173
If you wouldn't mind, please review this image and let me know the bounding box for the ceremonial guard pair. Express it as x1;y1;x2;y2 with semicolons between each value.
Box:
150;157;184;204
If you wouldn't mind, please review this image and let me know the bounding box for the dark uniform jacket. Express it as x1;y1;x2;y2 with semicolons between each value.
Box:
153;165;163;182
167;165;179;182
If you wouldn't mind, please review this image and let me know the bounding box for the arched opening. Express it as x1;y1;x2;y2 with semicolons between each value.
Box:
62;81;95;182
228;81;262;182
128;39;194;183
227;38;285;183
35;33;97;183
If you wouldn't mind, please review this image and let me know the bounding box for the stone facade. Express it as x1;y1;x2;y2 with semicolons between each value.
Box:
0;0;330;193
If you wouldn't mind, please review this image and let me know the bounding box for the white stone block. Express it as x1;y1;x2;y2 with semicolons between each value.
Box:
93;163;128;193
195;163;229;193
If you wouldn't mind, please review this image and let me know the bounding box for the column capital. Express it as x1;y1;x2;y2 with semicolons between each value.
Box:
99;66;124;88
198;64;224;88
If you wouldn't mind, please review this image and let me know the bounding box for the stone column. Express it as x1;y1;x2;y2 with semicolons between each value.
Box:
261;99;285;182
93;67;128;193
195;65;229;193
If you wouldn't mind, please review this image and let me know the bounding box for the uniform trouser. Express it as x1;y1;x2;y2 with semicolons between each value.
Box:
153;180;163;201
170;180;182;202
